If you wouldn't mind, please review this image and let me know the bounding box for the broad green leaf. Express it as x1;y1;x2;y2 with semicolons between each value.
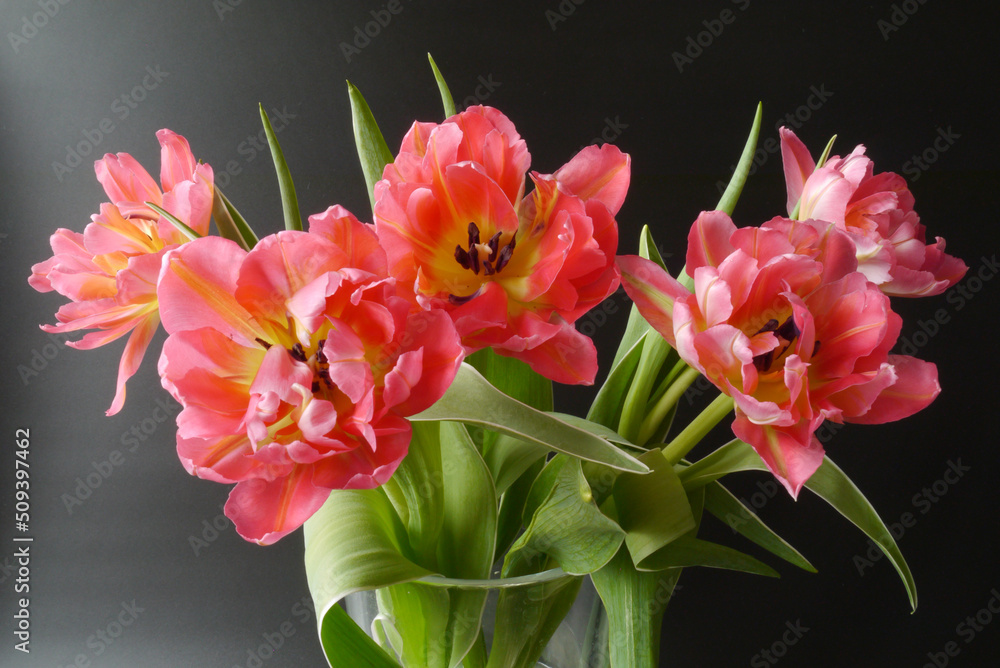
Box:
702;481;816;573
466;348;553;412
145;202;200;240
549;413;640;451
212;187;259;249
638;533;779;577
436;421;497;579
486;573;583;668
468;348;553;488
677;439;916;608
495;457;545;559
483;433;548;497
412;364;648;474
805;456;917;611
259;104;303;231
427;53;456;118
318;602;402;667
588;331;646;431
618;332;672;444
715;102;762;216
505;456;625;577
677;438;767;490
304;489;432;608
381;421;445;565
592;546;676;668
348;81;396;215
614;451;696;567
375;581;487;668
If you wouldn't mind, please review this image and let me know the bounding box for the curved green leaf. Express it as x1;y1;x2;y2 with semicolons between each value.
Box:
505;456;625;577
304;489;432;609
805;456;917;611
145;202;200;241
427;53;456;119
715;102;762;216
211;187;259;250
412;364;648;474
703;481;816;573
259;104;302;231
592;546;675;668
638;534;779;577
614;451;696;566
318;603;402;667
348;81;395;215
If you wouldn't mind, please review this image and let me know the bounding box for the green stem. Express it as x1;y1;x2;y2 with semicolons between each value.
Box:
660;392;735;465
637;365;701;445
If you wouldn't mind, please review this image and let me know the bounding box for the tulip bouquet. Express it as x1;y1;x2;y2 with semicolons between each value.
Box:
30;57;966;667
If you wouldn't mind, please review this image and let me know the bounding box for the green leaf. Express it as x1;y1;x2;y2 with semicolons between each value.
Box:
427;53;456;119
436;421;498;579
592;546;676;668
677;438;767;490
144;202;200;241
618;332;672;444
588;332;646;431
483;433;549;497
259;104;303;231
381;422;445;565
548;413;640;451
495;457;545;559
677;439;916;609
211;187;260;250
504;456;625;577
638;533;780;577
466;348;553;412
304;489;433;608
805;456;917;611
702;481;816;573
614;451;696;567
486;573;583;668
412;364;648;474
318;603;402;667
715;102;762;217
348;81;396;216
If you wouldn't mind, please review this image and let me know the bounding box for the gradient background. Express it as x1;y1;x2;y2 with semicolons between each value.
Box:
2;1;998;666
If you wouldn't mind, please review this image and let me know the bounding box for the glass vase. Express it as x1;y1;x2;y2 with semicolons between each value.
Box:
342;568;609;667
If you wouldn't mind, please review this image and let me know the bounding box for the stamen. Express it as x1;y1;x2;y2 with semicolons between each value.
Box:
454;245;471;270
482;259;495;276
812;340;821;356
487;232;502;262
469;244;480;275
468;222;480;247
255;337;272;350
753;319;779;336
449;288;483;305
753;350;774;373
290;343;307;363
316;340;327;365
775;316;800;342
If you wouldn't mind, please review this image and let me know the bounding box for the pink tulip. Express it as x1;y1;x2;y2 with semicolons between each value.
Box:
373;106;629;384
619;211;941;496
780;127;966;296
156;207;465;544
29;130;214;415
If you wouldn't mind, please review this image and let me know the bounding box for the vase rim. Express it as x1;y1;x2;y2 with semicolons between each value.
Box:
412;566;573;589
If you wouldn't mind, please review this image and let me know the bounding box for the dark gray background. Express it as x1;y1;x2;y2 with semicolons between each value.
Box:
2;1;998;666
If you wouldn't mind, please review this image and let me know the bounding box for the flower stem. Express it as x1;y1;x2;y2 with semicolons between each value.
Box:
660;392;735;464
637;365;701;445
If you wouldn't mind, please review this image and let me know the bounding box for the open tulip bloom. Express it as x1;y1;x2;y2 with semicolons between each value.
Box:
30;61;967;667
